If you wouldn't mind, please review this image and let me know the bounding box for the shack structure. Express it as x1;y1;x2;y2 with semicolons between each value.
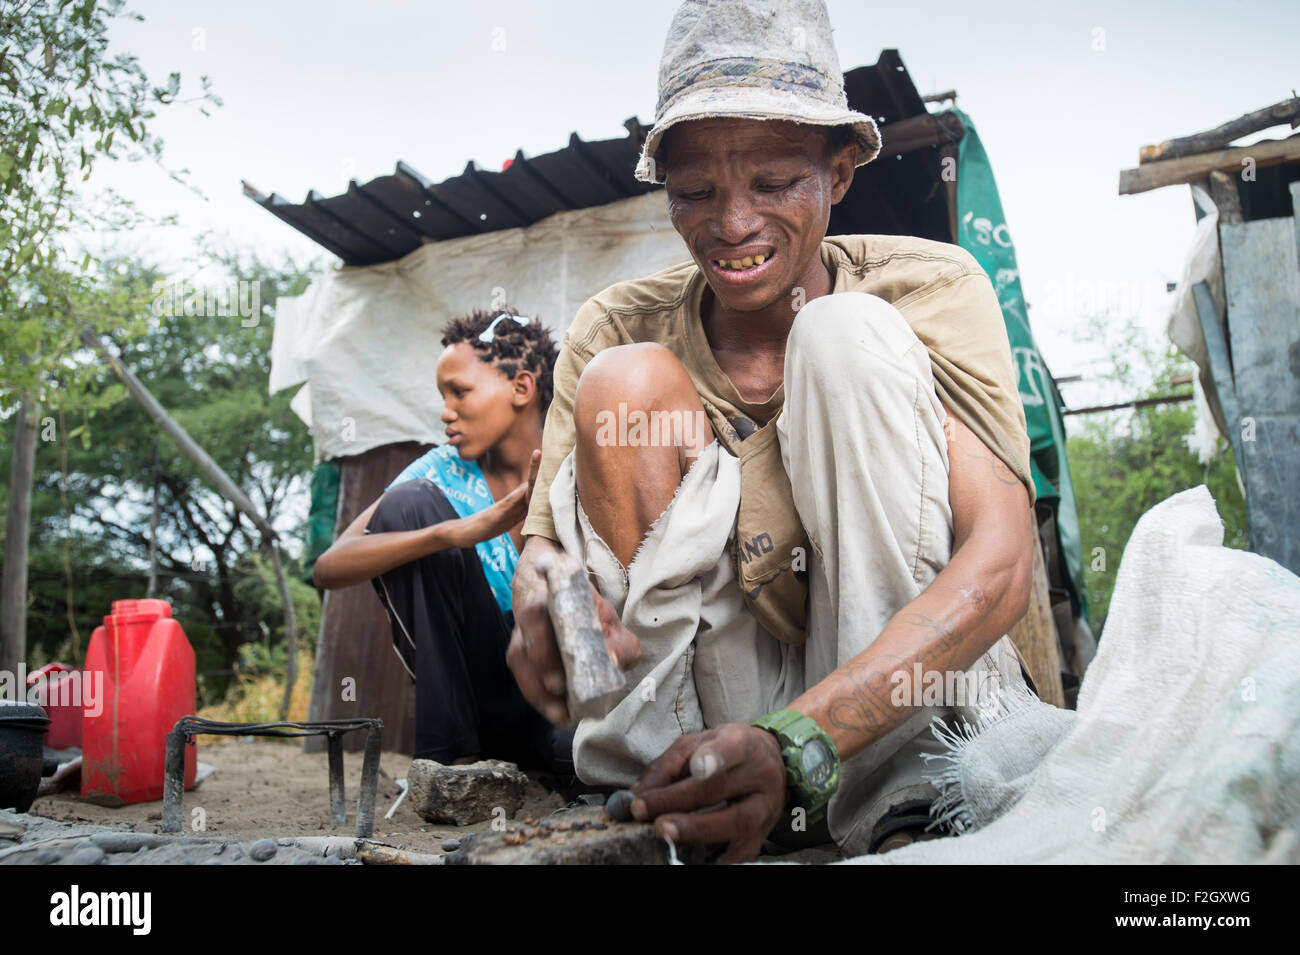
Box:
1120;97;1300;578
250;52;1087;752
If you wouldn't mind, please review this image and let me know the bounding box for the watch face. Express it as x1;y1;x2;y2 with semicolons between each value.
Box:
801;738;834;790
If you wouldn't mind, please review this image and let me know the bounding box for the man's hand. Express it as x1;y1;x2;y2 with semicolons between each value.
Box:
628;722;787;865
507;536;642;725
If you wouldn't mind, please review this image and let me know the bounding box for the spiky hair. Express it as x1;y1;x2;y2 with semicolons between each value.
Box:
440;307;560;410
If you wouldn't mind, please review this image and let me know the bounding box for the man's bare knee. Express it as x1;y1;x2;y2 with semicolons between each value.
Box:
572;343;711;567
576;343;693;411
575;343;708;457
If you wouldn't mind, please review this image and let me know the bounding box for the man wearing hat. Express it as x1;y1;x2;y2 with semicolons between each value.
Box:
508;0;1036;862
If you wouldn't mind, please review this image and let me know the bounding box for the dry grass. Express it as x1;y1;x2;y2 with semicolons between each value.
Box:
197;650;315;742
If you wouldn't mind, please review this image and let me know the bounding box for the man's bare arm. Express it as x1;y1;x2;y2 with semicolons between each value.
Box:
788;404;1034;757
629;405;1034;861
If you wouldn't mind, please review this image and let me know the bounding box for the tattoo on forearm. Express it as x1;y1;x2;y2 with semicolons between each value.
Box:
898;612;960;654
822;614;969;736
827;664;893;734
824;653;909;735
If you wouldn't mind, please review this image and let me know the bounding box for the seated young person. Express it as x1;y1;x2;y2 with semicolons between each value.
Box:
313;309;571;774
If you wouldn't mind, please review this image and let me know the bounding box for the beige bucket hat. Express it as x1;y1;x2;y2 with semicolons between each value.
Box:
635;0;882;184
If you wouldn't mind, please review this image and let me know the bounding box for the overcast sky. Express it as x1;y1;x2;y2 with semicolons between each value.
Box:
91;0;1299;400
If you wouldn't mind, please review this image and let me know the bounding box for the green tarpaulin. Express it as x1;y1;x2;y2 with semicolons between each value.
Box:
949;108;1087;619
302;459;340;583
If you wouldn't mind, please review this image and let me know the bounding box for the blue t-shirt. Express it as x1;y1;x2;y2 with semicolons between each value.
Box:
386;445;518;615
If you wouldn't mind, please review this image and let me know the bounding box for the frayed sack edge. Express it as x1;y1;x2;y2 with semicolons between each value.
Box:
919;681;1043;836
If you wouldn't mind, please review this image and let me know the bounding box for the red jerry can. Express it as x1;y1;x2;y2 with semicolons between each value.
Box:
82;599;197;805
25;663;84;749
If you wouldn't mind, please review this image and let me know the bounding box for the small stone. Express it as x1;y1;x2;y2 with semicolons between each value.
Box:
248;838;278;862
441;837;462;852
605;789;635;822
91;831;167;853
30;849;61;865
65;845;106;865
0;821;25;841
406;758;528;826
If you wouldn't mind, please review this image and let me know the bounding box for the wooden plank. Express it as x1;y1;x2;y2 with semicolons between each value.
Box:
304;441;430;754
1139;97;1300;163
1007;526;1066;709
878;111;964;156
1119;134;1300;195
938;141;960;243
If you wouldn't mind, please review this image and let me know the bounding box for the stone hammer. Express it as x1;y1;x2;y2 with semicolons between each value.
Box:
534;551;627;724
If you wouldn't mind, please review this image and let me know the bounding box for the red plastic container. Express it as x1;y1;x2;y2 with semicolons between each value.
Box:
25;663;83;749
82;599;196;805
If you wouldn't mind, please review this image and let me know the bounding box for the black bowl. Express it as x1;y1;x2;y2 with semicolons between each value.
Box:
0;700;51;813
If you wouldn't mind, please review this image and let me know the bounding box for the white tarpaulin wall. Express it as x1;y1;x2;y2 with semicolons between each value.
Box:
270;191;687;462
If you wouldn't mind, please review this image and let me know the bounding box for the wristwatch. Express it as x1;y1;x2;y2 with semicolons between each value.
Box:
751;709;840;827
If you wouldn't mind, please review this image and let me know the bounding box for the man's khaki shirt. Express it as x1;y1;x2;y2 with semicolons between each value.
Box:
523;234;1033;646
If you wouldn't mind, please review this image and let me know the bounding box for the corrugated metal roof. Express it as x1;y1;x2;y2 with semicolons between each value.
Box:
245;50;954;265
833;49;955;242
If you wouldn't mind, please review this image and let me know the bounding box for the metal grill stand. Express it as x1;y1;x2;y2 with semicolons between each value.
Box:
162;717;383;838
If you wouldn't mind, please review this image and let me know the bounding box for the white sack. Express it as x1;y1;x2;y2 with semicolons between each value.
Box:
842;485;1300;864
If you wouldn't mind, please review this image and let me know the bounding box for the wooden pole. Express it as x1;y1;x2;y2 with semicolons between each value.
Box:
1207;170;1245;225
1119;134;1300;196
1063;392;1194;416
1138;96;1300;163
1;396;40;680
270;544;297;721
147;441;159;599
81;330;275;538
80;329;298;717
1007;521;1065;709
878;110;964;156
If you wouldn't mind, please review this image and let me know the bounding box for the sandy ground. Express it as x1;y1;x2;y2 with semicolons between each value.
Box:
29;738;842;863
30;737;567;856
